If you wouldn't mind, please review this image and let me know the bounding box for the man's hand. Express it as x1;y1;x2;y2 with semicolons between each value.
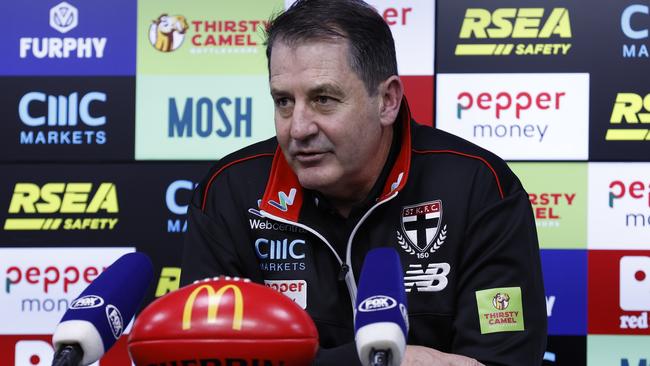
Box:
401;345;485;366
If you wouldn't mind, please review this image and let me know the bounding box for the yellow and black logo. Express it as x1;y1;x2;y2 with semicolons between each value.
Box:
456;8;572;56
607;93;650;141
4;182;119;231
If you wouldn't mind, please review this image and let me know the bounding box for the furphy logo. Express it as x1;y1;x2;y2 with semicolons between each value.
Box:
436;74;589;160
4;182;119;231
589;164;650;248
264;279;307;309
18;91;107;145
168;97;252;139
456;8;572;56
621;5;650;58
166;180;196;233
529;193;577;227
607;93;650;141
149;14;189;52
404;263;450;292
19;2;107;59
620;256;650;330
255;238;307;272
0;248;133;334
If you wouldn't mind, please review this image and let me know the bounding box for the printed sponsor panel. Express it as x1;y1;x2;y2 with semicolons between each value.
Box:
588;163;650;249
135;75;275;160
436;73;589;160
589;74;650;161
509;163;587;249
137;0;283;75
587;335;650;365
284;0;435;76
0;77;134;162
1;0;136;75
542;335;586;366
588;250;650;335
0;247;134;334
436;1;589;72
540;250;587;335
402;75;434;126
0;335;131;365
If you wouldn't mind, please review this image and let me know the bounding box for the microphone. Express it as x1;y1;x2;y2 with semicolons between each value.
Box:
51;252;154;366
354;247;409;366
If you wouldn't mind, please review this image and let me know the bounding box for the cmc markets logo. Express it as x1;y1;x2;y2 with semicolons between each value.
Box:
456;90;566;142
18;91;107;145
168;97;253;139
456;8;572;56
619;256;650;329
4;182;119;231
255;238;306;272
149;13;267;54
606;93;650;141
20;2;107;59
609;179;650;227
621;4;650;58
529;192;576;227
182;284;243;331
166;180;195;233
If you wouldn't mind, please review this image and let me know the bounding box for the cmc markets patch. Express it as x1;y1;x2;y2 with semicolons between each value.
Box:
436;1;591;72
0;77;134;161
0;0;135;76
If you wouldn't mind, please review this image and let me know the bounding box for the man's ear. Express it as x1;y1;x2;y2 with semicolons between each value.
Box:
378;76;404;127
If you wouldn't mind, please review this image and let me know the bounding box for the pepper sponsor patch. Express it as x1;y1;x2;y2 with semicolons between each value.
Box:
476;287;525;334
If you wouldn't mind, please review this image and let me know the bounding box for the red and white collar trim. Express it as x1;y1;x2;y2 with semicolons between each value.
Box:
260;97;413;221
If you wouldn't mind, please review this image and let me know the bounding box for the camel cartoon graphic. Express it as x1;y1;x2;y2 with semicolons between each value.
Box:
149;14;189;52
492;292;510;310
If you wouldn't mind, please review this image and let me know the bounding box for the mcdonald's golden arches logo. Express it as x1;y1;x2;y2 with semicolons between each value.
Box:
182;284;244;331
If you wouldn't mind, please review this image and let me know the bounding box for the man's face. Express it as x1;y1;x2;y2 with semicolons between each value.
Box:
269;39;388;200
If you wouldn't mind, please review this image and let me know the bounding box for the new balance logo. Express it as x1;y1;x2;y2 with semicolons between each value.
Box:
404;263;451;292
268;188;297;212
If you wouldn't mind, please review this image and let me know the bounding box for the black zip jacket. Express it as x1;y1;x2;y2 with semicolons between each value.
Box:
181;100;547;365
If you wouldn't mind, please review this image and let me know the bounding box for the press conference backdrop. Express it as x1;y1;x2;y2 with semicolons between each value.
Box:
0;0;648;365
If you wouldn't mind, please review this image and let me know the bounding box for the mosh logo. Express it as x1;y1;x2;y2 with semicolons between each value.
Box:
18;91;107;145
4;182;119;231
621;359;649;366
149;14;189;52
20;2;107;59
70;295;104;309
456;8;572;56
608;179;650;228
358;295;397;312
166;180;196;233
621;5;650;58
168;97;252;139
620;256;650;329
607;93;650;141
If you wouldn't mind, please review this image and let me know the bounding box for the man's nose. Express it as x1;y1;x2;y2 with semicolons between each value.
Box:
290;101;318;140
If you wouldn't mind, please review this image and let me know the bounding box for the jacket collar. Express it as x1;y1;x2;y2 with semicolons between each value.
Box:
260;97;412;222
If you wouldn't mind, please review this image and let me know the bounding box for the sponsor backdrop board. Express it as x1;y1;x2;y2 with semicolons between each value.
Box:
436;73;589;160
509;163;587;249
587;335;650;366
1;0;136;76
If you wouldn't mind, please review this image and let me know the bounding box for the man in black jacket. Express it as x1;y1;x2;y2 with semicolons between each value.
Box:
181;0;547;364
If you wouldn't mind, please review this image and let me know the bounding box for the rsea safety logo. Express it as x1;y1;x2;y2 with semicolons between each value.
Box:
18;90;107;145
155;267;181;297
4;182;119;231
621;4;650;59
456;8;572;56
20;2;107;60
0;247;134;334
165;180;195;233
606;93;650;141
588;164;650;248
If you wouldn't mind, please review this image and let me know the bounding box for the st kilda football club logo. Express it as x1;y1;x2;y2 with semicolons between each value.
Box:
397;200;447;259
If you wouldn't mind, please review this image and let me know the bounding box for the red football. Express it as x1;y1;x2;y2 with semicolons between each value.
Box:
128;277;319;366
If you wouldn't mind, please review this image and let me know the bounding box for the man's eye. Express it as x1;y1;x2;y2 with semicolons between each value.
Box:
316;96;332;104
275;97;290;107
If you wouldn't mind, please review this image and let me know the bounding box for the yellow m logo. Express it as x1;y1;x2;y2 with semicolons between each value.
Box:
182;284;243;331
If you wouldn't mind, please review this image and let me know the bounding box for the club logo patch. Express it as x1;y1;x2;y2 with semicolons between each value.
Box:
398;200;447;258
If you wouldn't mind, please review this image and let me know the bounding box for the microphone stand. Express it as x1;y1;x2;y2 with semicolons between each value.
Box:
369;349;390;366
51;344;83;366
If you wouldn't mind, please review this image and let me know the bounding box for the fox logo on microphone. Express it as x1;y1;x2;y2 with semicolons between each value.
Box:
358;295;397;312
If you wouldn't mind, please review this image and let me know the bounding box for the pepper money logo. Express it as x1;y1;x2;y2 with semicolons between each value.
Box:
149;14;189;52
456;8;572;56
607;93;650;141
4;182;119;231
